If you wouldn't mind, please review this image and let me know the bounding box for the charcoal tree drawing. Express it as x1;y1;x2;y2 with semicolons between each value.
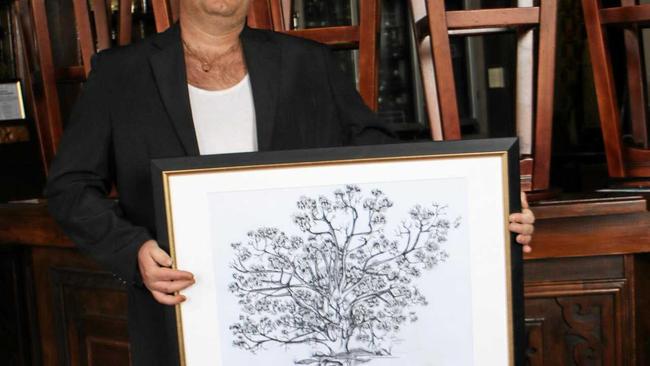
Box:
228;185;462;365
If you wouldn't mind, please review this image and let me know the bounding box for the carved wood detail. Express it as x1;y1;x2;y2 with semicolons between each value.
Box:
556;297;609;365
525;279;629;366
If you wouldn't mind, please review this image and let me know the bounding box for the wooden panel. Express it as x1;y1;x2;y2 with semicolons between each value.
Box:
624;255;638;365
51;267;130;365
527;196;649;260
0;247;39;365
446;7;540;29
624;147;650;176
87;337;131;366
525;256;624;283
525;280;631;365
634;254;650;366
3;197;648;259
1;197;648;365
531;196;647;220
527;211;650;260
30;247;124;366
0;204;72;247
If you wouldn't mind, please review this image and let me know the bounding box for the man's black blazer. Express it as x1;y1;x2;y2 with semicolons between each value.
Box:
45;23;391;365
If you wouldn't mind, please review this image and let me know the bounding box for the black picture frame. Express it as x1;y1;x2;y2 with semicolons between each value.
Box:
152;138;523;366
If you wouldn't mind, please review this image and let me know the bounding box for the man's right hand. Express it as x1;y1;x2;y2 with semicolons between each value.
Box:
137;240;195;305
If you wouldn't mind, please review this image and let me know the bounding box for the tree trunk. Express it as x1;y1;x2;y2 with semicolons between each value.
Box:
338;336;350;355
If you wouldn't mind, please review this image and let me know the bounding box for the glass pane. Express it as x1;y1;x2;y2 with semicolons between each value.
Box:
449;32;518;140
445;0;523;11
377;0;417;127
292;0;358;29
101;0;157;47
130;0;157;43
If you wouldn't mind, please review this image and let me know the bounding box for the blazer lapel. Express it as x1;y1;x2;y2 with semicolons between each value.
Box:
240;27;281;151
149;24;200;156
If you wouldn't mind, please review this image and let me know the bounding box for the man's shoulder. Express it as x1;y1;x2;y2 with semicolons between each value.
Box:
90;24;183;76
93;35;162;68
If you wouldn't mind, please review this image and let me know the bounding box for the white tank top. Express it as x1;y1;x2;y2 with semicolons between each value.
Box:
188;74;258;155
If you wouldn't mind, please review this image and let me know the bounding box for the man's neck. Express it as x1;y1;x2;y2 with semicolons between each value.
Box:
179;7;248;91
179;12;244;52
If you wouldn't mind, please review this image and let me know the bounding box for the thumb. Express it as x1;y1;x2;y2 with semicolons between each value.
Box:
520;191;529;210
150;246;173;267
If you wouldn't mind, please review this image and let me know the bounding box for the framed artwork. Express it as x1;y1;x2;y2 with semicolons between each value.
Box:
0;80;26;121
152;138;524;366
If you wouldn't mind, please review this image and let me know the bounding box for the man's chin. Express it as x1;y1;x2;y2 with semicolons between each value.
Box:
201;1;245;17
204;7;236;17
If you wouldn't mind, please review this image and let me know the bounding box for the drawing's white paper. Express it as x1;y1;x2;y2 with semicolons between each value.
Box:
167;156;511;366
208;179;472;365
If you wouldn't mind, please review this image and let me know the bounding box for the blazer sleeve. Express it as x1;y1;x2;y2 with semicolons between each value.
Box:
322;46;397;145
45;53;152;285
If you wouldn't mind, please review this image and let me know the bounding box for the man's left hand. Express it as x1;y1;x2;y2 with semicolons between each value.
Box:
509;191;535;253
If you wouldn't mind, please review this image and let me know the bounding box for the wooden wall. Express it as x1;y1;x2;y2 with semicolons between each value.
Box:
1;198;649;366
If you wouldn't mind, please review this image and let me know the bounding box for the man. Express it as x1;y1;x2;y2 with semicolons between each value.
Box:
45;0;535;364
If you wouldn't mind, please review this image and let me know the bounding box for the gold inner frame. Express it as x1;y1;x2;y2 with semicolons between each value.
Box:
161;151;514;366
